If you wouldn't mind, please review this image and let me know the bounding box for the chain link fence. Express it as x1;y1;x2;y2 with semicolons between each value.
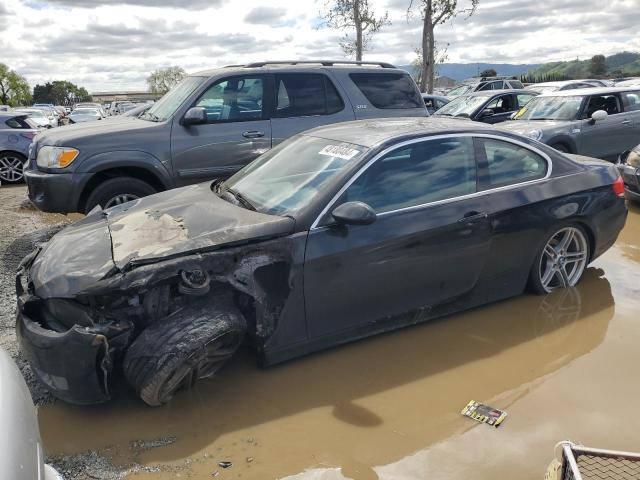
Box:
557;441;640;480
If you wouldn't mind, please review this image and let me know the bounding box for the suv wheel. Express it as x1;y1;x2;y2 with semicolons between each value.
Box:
84;177;156;213
0;152;26;184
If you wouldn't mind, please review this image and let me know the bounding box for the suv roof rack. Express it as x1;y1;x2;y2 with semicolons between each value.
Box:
466;75;518;82
226;60;397;69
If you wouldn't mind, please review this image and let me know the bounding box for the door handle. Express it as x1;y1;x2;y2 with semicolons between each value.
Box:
458;211;488;224
242;130;265;139
621;120;631;125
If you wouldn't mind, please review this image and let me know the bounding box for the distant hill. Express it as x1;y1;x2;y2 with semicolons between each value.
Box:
399;63;540;81
524;52;640;81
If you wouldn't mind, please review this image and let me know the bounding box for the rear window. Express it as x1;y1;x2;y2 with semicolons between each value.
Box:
5;116;33;129
349;73;423;109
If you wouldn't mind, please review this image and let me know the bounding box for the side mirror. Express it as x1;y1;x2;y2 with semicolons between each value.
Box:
617;150;631;165
183;107;207;126
479;108;495;118
331;201;377;226
590;110;608;123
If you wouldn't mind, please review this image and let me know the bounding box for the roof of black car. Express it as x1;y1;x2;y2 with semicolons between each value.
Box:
540;86;638;97
301;117;494;148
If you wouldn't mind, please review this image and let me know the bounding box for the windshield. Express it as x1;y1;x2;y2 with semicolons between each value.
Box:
22;110;44;117
222;135;368;215
513;95;583;121
141;76;206;122
526;85;560;94
446;85;472;97
434;95;488;117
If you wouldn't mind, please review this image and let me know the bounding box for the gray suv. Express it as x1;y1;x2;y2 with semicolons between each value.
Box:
499;87;640;160
24;61;427;213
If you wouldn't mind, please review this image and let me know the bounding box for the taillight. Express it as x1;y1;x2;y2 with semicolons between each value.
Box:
20;132;37;140
613;176;625;198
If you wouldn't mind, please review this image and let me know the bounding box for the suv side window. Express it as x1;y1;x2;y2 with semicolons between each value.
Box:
584;94;621;117
509;80;524;89
349;73;423;109
195;76;264;123
342;137;476;213
477;137;547;189
621;90;640;112
274;73;344;118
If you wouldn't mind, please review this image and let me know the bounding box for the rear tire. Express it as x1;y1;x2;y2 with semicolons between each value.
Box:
84;177;156;213
528;224;590;294
123;300;246;406
551;143;570;153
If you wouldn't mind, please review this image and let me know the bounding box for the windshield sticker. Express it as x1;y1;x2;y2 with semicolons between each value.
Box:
319;145;360;160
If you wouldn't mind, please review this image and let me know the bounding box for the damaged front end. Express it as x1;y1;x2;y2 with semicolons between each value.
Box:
15;203;295;405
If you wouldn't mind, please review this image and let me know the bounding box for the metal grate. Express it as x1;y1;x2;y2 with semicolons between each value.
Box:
559;442;640;480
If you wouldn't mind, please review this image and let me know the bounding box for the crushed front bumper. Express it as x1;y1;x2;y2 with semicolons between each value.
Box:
16;261;114;405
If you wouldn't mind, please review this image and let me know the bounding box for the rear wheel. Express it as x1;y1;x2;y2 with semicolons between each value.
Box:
123;301;246;406
0;152;26;183
529;225;590;294
84;177;156;213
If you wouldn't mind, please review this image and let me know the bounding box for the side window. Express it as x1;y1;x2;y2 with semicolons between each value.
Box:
343;137;476;213
477;138;548;189
274;73;344;118
195;76;264;123
478;82;493;91
584;94;621;117
485;95;515;113
517;94;536;107
621;90;640;112
349;73;423;109
509;80;524;89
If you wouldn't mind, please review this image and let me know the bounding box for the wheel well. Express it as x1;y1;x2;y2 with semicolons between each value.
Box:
78;167;166;212
551;141;574;153
0;150;27;159
574;220;596;262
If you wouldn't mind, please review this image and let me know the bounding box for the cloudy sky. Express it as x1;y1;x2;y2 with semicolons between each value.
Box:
1;0;638;92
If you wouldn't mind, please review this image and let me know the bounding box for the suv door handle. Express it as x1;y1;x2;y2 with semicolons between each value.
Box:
458;211;488;224
621;120;631;125
242;130;265;139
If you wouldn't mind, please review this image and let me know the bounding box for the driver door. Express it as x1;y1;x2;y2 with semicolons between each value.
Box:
303;136;492;339
171;75;272;186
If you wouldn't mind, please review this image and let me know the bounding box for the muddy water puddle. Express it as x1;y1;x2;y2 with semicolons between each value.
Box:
39;206;640;480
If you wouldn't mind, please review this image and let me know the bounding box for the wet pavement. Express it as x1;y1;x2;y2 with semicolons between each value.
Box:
1;185;639;479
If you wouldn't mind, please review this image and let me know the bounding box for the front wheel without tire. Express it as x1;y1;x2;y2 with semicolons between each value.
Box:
84;177;156;213
123;301;246;406
529;225;590;294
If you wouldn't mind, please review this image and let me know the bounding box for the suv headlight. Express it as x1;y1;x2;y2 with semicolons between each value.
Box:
526;129;543;141
36;146;79;169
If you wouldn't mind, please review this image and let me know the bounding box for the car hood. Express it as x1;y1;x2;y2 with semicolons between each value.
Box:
499;119;572;134
34;115;155;147
30;182;295;298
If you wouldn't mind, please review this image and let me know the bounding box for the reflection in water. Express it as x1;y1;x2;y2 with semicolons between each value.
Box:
39;268;614;480
617;203;640;264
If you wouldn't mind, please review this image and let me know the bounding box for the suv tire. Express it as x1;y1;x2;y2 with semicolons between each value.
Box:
84;177;156;213
123;299;246;406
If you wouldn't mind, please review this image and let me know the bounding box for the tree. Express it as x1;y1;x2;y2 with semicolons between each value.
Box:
0;63;31;106
411;42;448;87
146;66;186;95
589;55;606;77
320;0;390;61
32;81;91;105
408;0;479;93
479;68;496;77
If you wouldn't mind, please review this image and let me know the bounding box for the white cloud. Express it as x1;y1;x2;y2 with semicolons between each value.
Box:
1;0;638;92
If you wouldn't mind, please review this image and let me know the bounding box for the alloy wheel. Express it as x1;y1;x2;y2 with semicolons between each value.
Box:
0;155;25;183
539;227;588;292
103;193;139;209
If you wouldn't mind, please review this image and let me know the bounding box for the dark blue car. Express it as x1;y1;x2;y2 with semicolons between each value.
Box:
0;112;38;184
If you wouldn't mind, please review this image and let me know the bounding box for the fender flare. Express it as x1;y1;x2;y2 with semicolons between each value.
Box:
77;151;173;189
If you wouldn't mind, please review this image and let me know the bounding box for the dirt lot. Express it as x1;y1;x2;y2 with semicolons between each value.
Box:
1;184;640;480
